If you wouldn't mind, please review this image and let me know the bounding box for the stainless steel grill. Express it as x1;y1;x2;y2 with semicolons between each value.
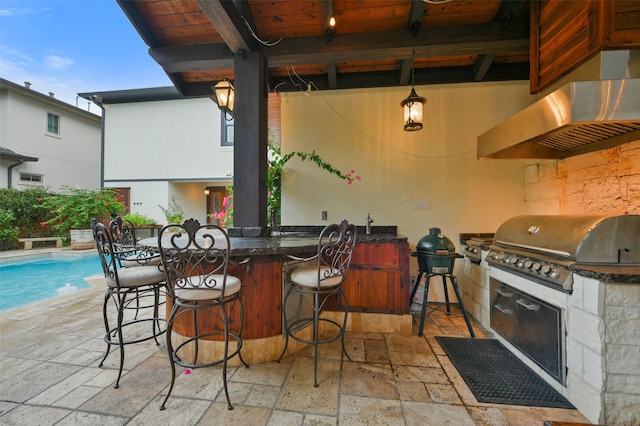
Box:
486;214;640;292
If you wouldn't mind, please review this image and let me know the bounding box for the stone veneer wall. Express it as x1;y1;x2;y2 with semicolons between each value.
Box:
523;140;640;215
568;275;640;425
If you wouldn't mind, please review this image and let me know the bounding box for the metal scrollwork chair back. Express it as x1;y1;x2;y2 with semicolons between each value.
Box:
109;216;160;268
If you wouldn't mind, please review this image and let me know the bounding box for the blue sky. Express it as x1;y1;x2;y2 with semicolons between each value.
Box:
0;0;172;111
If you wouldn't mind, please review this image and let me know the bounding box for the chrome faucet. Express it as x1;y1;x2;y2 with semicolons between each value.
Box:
366;213;374;234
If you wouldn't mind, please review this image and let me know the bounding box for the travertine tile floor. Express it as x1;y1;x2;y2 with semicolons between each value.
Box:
0;255;591;425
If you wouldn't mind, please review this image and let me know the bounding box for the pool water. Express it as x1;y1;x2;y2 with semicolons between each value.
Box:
0;254;103;312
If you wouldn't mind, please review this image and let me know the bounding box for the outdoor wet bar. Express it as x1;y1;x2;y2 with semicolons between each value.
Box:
146;225;411;365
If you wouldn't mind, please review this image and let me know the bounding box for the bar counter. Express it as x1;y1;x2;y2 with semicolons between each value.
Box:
139;226;412;364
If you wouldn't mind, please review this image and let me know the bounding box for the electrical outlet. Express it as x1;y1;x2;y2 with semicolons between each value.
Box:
321;211;327;220
413;199;431;210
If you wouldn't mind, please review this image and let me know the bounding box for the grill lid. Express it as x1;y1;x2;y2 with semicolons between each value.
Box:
416;228;455;254
493;215;640;264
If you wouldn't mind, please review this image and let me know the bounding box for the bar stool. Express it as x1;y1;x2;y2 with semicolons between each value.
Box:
157;218;248;410
91;219;167;389
277;220;357;387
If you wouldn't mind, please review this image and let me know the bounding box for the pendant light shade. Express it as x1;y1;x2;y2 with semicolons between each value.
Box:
212;79;235;119
401;87;426;131
401;53;426;131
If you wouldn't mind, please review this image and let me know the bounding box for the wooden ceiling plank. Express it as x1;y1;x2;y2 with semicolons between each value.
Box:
117;0;162;47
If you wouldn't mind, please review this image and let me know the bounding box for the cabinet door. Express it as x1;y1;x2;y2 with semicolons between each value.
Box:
490;278;518;345
515;293;562;382
337;241;410;314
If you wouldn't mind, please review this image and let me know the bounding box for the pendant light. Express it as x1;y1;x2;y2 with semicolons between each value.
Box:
212;79;235;120
400;56;426;131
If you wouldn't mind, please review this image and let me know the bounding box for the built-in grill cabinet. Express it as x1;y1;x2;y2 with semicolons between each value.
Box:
490;278;564;384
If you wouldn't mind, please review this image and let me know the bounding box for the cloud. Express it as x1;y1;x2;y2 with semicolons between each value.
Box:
43;55;73;71
0;45;34;76
0;7;33;17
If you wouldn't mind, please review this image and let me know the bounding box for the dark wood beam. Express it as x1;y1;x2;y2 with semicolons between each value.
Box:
266;20;529;65
327;63;337;89
233;51;267;227
407;0;425;35
267;62;529;93
399;58;412;86
196;0;256;54
149;44;234;73
474;53;496;81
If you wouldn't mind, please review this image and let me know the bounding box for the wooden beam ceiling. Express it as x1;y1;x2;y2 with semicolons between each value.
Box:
118;0;531;97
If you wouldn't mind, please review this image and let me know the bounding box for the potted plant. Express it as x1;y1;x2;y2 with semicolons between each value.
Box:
158;195;185;230
44;185;125;249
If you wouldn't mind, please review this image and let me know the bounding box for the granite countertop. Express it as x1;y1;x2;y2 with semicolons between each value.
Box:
570;264;640;284
139;225;407;258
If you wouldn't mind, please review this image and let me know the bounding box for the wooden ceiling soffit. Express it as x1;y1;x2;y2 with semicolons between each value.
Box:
149;19;529;73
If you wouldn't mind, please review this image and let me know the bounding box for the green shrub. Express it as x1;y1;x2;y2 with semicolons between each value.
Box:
43;185;125;232
123;212;156;226
0;208;20;249
0;187;54;237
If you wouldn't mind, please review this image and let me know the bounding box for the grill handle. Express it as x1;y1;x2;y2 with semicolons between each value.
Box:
494;304;513;315
517;299;540;311
494;288;513;298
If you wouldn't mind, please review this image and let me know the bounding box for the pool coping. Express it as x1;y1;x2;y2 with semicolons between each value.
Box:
0;247;95;263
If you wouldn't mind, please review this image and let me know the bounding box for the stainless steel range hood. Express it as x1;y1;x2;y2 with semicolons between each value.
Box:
477;78;640;159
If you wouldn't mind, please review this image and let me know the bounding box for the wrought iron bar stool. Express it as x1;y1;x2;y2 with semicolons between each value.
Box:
158;218;248;410
277;220;357;387
91;219;167;389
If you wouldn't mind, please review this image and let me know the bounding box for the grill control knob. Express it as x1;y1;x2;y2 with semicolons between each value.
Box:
471;247;479;254
541;265;558;277
531;262;542;272
524;260;533;269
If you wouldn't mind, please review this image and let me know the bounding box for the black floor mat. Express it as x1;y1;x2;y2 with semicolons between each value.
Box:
435;336;574;409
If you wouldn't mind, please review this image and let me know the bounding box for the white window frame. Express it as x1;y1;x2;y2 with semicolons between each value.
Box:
19;172;44;185
46;111;60;136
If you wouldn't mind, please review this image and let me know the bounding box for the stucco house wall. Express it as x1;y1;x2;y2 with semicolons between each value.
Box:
280;80;536;283
100;96;233;224
0;79;101;191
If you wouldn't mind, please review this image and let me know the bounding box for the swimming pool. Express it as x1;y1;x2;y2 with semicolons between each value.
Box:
0;253;103;312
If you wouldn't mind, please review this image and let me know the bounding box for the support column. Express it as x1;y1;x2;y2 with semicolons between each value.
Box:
233;51;267;228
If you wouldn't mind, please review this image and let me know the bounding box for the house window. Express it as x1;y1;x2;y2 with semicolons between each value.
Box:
47;112;60;135
20;173;43;184
221;115;234;146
